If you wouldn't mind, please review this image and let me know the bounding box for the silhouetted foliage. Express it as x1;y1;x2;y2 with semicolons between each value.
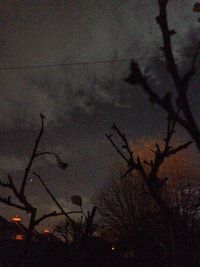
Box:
54;198;97;244
0;115;81;266
126;1;200;151
105;1;200;266
96;161;200;266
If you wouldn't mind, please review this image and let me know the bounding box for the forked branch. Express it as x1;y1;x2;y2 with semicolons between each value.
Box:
125;1;200;150
106;115;192;216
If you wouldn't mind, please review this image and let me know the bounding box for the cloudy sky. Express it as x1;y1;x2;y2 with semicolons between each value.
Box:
0;0;199;229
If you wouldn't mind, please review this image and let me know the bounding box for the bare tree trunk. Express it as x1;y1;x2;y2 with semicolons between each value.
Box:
19;210;36;267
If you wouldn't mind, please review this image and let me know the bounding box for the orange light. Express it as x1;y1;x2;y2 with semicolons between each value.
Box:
12;215;22;223
43;228;50;236
16;234;23;240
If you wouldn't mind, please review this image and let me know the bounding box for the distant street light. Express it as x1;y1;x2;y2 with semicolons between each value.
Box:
15;234;23;240
43;228;50;236
12;215;22;223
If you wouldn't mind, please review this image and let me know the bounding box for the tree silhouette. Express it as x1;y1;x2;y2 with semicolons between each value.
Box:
105;1;200;266
0;114;80;266
54;201;97;244
96;144;200;265
125;1;200;151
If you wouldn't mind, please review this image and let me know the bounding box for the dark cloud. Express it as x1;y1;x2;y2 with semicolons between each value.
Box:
0;0;199;227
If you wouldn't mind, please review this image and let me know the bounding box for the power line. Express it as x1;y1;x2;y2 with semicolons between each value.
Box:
0;55;168;71
0;51;188;71
0;59;129;71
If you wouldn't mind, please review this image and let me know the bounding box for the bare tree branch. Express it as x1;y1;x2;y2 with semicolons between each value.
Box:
125;2;200;151
34;211;63;227
157;0;181;89
165;141;193;157
0;114;74;266
0;195;27;211
106;114;192;218
20;114;45;196
33;172;77;229
112;123;135;164
105;133;129;162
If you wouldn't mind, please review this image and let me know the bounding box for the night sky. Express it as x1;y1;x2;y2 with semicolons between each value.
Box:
0;0;199;229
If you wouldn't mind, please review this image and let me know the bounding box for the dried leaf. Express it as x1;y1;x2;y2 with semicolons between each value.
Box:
54;154;68;170
71;195;82;207
40;113;46;120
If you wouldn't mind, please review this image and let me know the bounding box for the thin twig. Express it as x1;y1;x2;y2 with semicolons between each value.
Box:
20;114;45;196
33;172;77;228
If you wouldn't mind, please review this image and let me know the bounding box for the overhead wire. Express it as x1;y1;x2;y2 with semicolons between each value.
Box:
0;54;183;71
0;58;146;71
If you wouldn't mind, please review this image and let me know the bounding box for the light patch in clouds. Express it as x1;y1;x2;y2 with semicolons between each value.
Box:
0;0;198;131
26;69;130;118
0;71;59;129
